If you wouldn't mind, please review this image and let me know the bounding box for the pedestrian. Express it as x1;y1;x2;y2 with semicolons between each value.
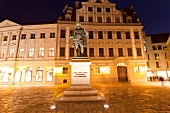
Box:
159;76;164;86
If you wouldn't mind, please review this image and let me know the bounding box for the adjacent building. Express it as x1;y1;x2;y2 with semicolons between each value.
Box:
145;33;170;80
0;0;147;85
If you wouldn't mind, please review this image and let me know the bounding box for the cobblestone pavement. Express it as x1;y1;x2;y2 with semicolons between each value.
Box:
0;82;170;113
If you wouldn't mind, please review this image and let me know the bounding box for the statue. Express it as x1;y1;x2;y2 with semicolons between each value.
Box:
69;22;88;57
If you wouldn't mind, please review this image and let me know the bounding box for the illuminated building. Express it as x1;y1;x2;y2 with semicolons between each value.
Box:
145;33;170;80
0;0;147;85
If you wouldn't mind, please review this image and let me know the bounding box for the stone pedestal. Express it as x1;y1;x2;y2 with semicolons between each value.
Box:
56;57;105;102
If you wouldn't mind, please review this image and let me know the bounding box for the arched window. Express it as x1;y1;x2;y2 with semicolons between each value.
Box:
46;69;53;82
14;68;22;82
36;67;43;82
25;68;32;82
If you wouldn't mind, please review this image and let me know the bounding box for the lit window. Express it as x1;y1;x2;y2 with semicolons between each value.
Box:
14;70;22;82
18;48;24;58
63;67;68;74
39;48;44;57
46;69;53;82
25;68;32;82
28;48;34;57
154;53;160;60
2;72;9;82
49;48;54;57
94;67;110;74
9;48;15;58
36;67;43;82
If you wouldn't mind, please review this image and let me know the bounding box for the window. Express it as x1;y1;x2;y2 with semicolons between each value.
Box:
115;17;120;23
157;45;162;50
9;48;14;58
30;33;35;39
3;36;8;41
117;31;121;39
154;53;160;60
40;33;45;39
1;48;6;58
109;48;114;57
98;31;103;39
2;72;9;83
60;47;65;57
136;48;142;56
127;48;133;56
148;54;150;60
60;30;66;38
134;31;139;39
107;31;112;39
89;48;94;57
167;61;169;68
99;48;104;57
118;48;123;57
156;62;160;68
97;7;102;12
28;48;34;57
94;67;110;74
97;17;102;23
49;48;54;57
152;46;157;50
12;35;17;40
79;16;84;22
147;62;150;68
88;17;93;22
50;32;55;38
89;31;93;39
18;48;24;58
14;70;21;82
21;34;26;39
69;48;74;57
36;67;43;82
84;48;87;57
88;7;93;12
126;32;130;39
25;68;32;82
106;17;111;23
165;53;167;59
106;8;110;12
63;67;68;74
39;48;44;57
46;69;53;82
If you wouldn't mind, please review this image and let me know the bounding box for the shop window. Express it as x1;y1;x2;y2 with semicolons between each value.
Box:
36;67;43;82
46;69;53;82
2;72;9;83
14;70;22;82
25;68;32;82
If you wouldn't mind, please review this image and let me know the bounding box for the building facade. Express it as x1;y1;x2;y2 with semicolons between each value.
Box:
0;0;147;85
145;33;170;81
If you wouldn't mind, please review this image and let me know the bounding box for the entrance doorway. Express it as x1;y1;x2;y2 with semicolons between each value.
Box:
117;63;128;82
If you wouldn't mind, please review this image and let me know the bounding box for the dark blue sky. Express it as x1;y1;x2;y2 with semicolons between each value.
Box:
0;0;169;35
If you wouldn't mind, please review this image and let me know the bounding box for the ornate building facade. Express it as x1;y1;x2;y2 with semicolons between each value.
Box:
0;0;147;85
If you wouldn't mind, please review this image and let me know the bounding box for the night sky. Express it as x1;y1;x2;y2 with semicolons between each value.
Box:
0;0;169;35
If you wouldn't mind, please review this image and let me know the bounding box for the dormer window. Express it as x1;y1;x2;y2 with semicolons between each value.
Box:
97;7;102;12
88;7;93;12
106;8;110;12
126;16;132;23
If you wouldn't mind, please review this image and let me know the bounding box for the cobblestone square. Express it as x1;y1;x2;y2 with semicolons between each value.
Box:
0;82;170;113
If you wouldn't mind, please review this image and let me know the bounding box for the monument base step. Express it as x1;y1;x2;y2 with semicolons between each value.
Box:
64;90;98;96
69;84;92;90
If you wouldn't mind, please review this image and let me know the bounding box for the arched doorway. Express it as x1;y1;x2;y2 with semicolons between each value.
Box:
117;63;128;82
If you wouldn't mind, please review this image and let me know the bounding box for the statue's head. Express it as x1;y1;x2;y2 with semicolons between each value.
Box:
76;22;81;28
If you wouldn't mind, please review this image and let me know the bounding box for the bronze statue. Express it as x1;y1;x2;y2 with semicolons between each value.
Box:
69;22;88;57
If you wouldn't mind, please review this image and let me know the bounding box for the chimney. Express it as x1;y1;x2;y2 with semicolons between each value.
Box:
75;1;80;8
